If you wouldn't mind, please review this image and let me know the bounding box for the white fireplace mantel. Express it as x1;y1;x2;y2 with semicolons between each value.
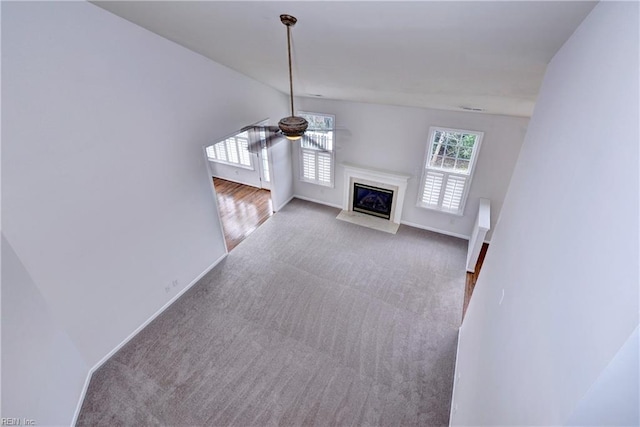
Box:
341;162;411;225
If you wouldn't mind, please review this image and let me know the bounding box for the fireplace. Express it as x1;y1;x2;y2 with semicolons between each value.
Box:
337;163;411;234
352;183;393;220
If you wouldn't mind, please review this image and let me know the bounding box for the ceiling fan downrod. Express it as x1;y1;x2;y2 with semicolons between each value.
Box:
282;14;296;117
278;14;308;141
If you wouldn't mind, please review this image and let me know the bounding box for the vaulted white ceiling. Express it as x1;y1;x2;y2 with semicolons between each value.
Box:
93;1;597;117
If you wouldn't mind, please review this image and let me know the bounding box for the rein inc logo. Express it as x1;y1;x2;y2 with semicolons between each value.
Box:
1;419;36;426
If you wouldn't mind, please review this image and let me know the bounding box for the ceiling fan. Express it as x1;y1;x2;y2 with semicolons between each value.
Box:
245;14;329;153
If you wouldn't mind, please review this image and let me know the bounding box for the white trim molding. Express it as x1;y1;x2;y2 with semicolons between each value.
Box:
466;198;491;272
293;195;343;210
341;162;411;225
72;254;227;425
400;220;470;240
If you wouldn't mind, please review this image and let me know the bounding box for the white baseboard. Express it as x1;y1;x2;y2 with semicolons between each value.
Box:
449;326;463;424
293;195;343;210
274;194;296;212
71;253;227;426
73;367;93;426
290;199;472;240
212;175;262;189
400;220;470;240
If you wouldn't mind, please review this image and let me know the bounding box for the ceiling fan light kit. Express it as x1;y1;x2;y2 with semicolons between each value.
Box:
278;14;308;140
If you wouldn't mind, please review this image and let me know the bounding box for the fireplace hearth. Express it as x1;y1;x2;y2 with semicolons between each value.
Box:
337;163;411;234
352;183;393;220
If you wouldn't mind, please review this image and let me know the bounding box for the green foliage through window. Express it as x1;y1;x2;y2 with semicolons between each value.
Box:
429;131;478;174
420;127;484;215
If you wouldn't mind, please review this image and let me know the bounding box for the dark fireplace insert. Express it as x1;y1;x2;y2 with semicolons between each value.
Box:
352;183;393;220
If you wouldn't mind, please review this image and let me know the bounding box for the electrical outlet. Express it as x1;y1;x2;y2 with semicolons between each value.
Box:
164;285;171;293
172;279;179;288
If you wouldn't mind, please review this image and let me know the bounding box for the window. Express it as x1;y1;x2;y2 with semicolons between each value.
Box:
206;129;253;169
418;127;483;215
261;145;270;183
298;112;334;187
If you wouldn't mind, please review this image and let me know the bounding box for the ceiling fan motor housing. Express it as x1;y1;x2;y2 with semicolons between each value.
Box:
280;14;297;26
278;115;309;139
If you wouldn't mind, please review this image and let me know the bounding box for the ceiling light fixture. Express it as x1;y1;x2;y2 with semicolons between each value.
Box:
278;14;308;141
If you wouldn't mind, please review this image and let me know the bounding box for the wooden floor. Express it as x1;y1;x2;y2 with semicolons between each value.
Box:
213;178;273;251
463;242;489;320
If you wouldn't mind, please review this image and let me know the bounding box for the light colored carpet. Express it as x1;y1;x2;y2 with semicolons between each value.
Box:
77;199;467;426
336;210;400;234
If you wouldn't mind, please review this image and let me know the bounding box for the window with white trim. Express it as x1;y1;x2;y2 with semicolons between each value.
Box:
261;145;270;183
298;112;334;187
206;129;253;169
418;127;483;215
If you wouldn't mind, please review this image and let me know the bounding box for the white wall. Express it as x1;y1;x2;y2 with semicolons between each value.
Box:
294;97;528;239
451;2;639;425
269;139;295;211
565;326;639;426
1;2;287;424
2;235;89;425
209;159;263;188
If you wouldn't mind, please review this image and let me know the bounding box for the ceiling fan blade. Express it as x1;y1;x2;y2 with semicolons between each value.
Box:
246;126;283;153
246;127;264;153
263;130;283;148
306;126;350;137
302;133;330;153
241;124;279;133
247;139;261;154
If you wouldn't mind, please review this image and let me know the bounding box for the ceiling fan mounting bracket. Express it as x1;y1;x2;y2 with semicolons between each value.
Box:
280;14;297;27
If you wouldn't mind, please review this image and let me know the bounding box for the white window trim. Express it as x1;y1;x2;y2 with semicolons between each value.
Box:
300;149;334;187
298;111;335;188
417;126;484;216
207;131;255;170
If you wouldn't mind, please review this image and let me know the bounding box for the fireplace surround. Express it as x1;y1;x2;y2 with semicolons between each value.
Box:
338;163;411;233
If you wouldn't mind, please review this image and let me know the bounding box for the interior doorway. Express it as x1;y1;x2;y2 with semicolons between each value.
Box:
462;242;489;320
204;120;276;251
212;178;273;251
